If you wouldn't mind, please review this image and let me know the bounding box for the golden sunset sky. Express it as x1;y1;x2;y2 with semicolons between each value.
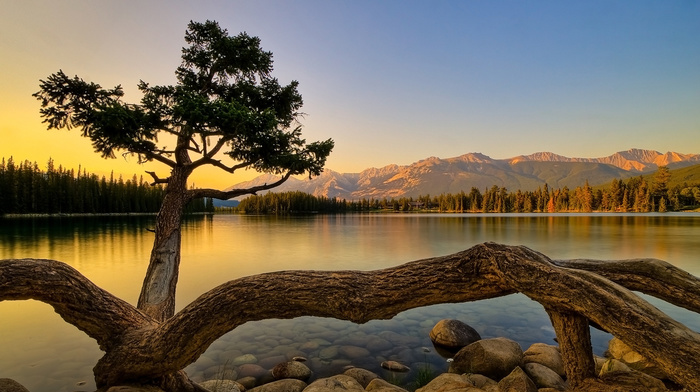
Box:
1;1;699;189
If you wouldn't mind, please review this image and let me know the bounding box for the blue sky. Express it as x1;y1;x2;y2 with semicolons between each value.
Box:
1;1;698;187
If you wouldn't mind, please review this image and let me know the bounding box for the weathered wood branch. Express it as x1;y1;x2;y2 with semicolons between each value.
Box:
3;243;700;390
0;259;156;350
554;257;700;314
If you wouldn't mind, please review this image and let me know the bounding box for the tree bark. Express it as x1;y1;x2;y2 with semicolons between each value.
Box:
3;242;700;390
546;309;596;388
137;168;189;322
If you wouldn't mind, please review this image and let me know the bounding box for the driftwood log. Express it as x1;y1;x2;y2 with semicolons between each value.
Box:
1;242;700;391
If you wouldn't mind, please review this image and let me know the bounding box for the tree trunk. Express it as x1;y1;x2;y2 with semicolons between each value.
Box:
546;309;596;388
3;242;700;390
137;168;189;322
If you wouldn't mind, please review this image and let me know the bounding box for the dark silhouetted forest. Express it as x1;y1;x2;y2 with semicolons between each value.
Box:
0;157;214;215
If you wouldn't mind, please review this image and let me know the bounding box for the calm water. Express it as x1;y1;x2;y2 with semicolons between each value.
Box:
1;213;699;391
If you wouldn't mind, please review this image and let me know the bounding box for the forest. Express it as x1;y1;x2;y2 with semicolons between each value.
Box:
0;157;214;215
236;165;700;214
3;157;699;216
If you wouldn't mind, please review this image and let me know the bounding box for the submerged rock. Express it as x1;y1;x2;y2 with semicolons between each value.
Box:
271;361;312;381
380;360;410;372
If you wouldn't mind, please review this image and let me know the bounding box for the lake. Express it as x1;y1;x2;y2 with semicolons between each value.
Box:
1;213;699;391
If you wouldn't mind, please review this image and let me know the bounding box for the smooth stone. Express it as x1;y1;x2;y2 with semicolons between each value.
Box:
607;337;668;379
199;379;242;392
238;364;268;379
298;341;320;352
247;379;307;392
271;361;312;381
0;379;30;392
343;367;380;388
449;337;524;380
339;345;371;359
233;354;259;366
365;378;409;392
303;375;365;392
429;319;482;349
415;373;474;392
105;387;165;392
380;360;410;372
522;343;565;378
236;377;257;390
497;366;537;392
319;346;339;360
522;363;567;390
465;374;498;390
364;337;393;352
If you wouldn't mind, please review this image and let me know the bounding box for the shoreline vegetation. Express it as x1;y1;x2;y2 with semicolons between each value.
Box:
2;157;700;216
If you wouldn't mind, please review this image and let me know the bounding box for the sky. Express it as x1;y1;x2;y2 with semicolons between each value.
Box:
1;1;699;189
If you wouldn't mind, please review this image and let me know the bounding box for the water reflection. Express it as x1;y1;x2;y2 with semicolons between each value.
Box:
1;213;699;391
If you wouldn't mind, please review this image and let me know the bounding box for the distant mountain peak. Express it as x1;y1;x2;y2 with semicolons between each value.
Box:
225;148;700;200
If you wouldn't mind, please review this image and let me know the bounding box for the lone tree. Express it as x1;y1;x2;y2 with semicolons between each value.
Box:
33;20;334;322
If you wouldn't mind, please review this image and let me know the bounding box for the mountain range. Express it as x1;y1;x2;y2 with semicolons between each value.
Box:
224;149;700;200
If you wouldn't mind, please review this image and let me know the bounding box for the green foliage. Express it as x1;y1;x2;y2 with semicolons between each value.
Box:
33;20;333;190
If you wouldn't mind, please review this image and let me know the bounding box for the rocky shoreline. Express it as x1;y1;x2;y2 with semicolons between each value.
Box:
0;319;676;392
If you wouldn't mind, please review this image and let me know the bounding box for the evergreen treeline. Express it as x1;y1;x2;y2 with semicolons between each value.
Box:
0;157;214;215
236;166;700;214
236;191;349;214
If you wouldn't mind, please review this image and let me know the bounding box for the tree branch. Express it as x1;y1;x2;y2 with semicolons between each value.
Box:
146;171;170;185
187;171;292;200
553;257;700;314
0;259;156;351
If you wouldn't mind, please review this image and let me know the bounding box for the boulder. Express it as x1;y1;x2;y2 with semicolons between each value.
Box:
0;379;30;392
449;337;523;380
465;374;498;391
365;378;409;392
415;373;477;392
247;379;307;392
497;367;537;392
200;379;242;392
429;319;482;349
303;375;364;392
522;343;565;378
522;363;566;390
343;367;380;388
607;337;668;379
271;361;312;381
